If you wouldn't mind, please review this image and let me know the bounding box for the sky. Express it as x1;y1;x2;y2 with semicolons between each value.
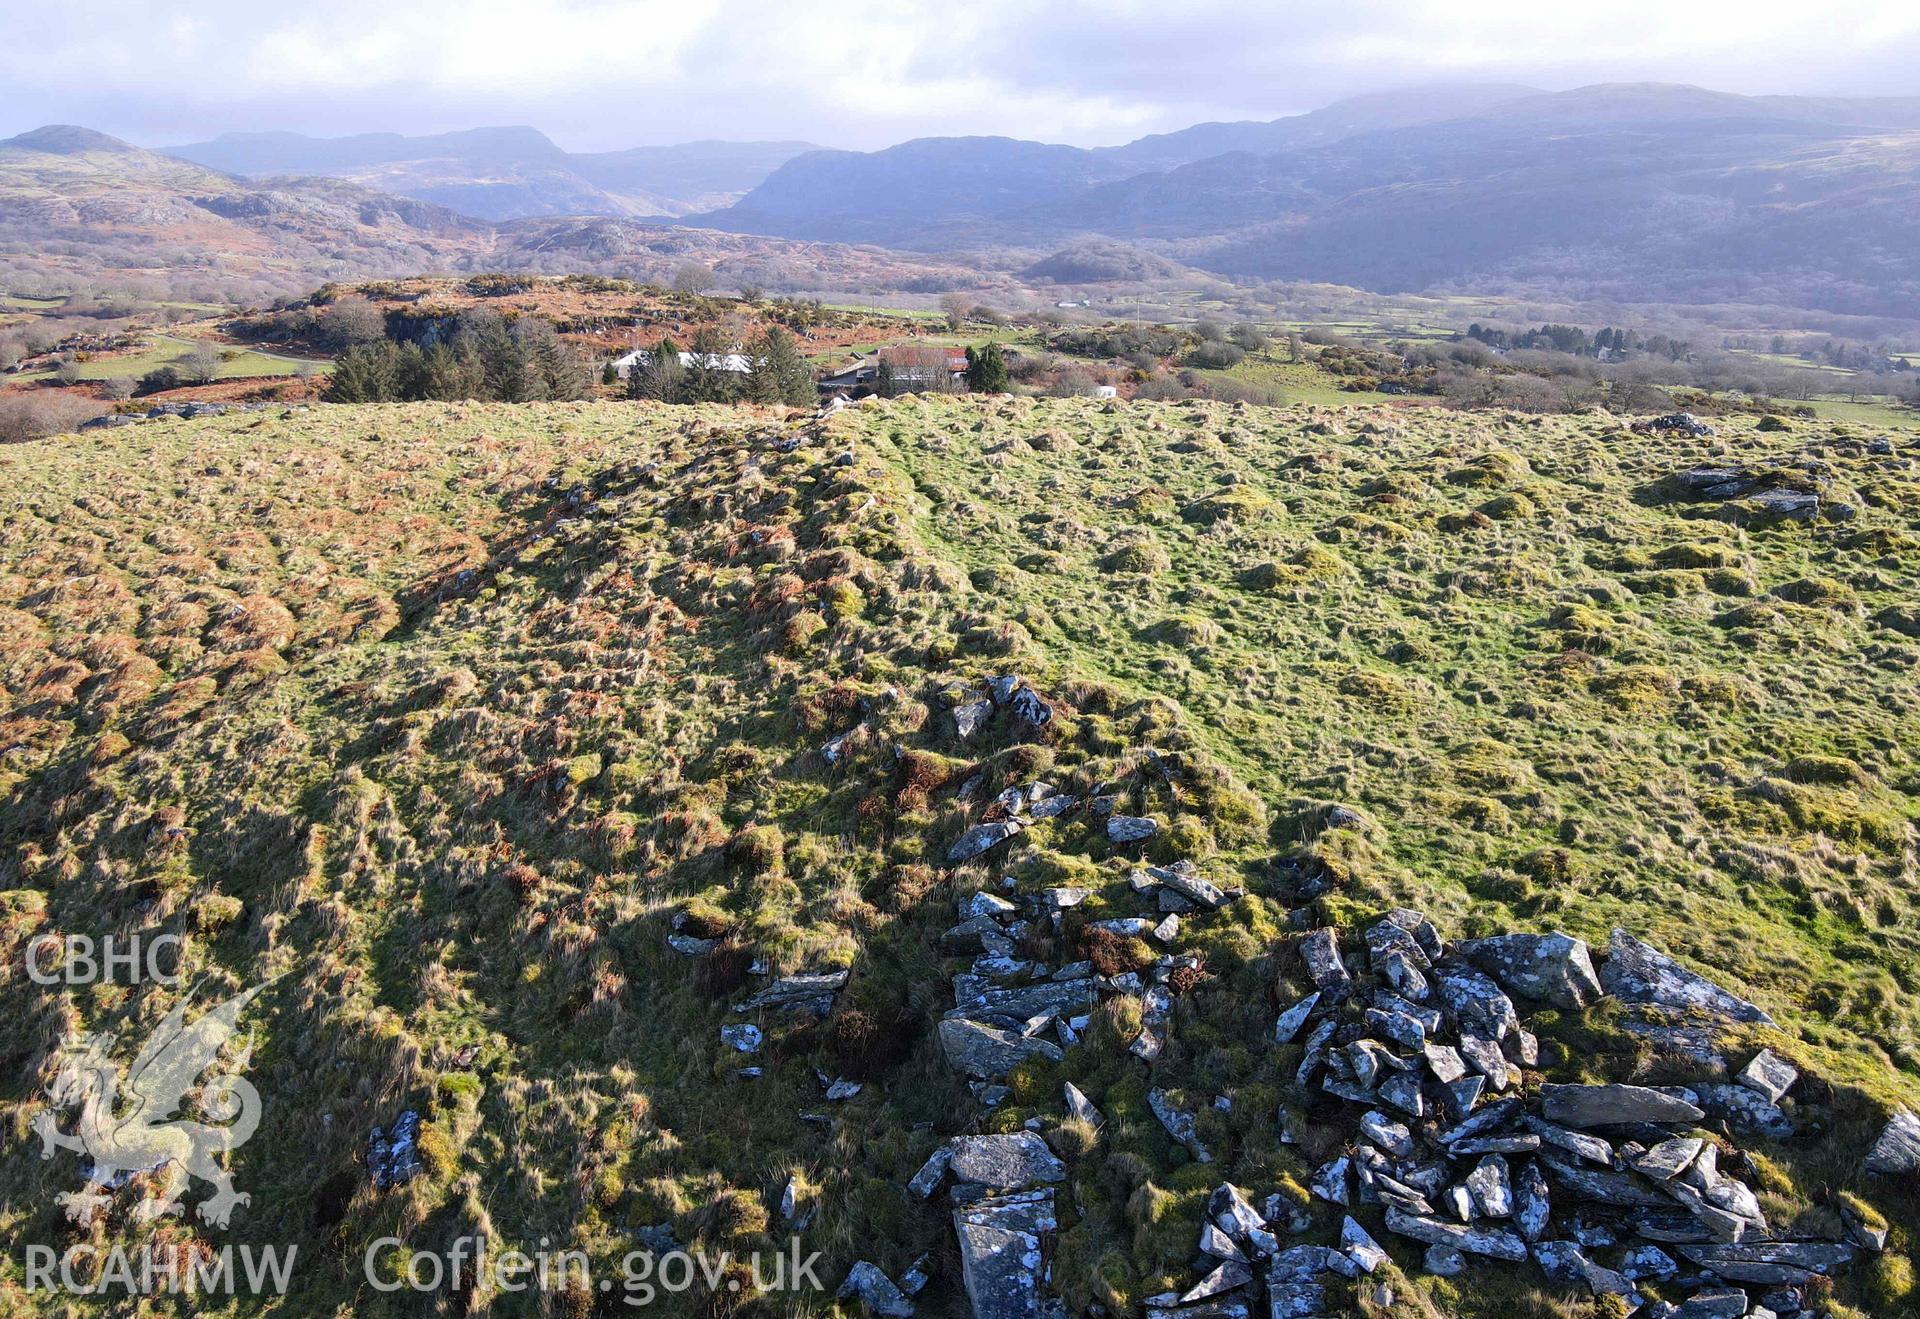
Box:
2;0;1917;151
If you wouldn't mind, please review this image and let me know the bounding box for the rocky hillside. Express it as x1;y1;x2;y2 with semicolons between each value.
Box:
1;396;1917;1317
0;126;490;298
0;127;993;301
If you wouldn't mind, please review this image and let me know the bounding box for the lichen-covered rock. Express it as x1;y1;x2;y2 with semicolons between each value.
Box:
1382;1207;1528;1260
1152;860;1228;909
1692;1082;1793;1140
948;977;1095;1021
733;969;848;1015
947;1134;1065;1189
840;1261;915;1317
953;1189;1057;1319
1735;1049;1798;1103
1341;1216;1388;1273
1265;1281;1325;1318
938;1018;1065;1078
720;1023;763;1052
1063;1081;1103;1127
947;820;1022;864
1435;966;1520;1040
1514;1159;1550;1241
1631;1137;1704;1180
1009;686;1053;728
1273;992;1320;1044
1865;1110;1920;1176
1178;1260;1251;1302
954;698;993;740
907;1144;953;1197
1458;932;1603;1010
1298;928;1351;994
1149;1088;1211;1162
1464;1154;1513;1217
1674;1241;1854;1285
1600;929;1773;1024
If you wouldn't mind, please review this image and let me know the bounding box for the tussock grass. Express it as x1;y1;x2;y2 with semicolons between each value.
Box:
0;395;1915;1316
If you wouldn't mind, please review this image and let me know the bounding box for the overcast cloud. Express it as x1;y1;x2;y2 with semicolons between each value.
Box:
2;0;1916;151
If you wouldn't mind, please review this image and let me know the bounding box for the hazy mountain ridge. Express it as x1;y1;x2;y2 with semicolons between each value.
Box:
700;83;1920;316
13;83;1920;316
166;126;822;219
1094;82;1544;170
0;126;1001;299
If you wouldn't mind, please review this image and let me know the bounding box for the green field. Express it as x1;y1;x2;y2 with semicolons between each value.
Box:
16;333;322;383
818;302;947;321
0;397;1915;1317
1804;394;1919;429
1186;353;1395;406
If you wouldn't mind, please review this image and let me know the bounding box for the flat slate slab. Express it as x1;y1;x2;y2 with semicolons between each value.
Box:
733;970;848;1015
1865;1110;1920;1175
954;1190;1058;1319
938;1018;1065;1079
1541;1082;1704;1128
1600;929;1773;1024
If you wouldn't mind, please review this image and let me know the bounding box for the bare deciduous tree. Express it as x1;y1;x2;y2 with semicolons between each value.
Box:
318;297;386;350
180;341;221;385
0;393;104;443
673;263;717;296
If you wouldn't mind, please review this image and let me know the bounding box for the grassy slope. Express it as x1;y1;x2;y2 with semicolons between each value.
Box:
0;397;1916;1316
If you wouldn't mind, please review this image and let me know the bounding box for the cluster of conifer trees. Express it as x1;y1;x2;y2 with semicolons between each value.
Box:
323;307;592;403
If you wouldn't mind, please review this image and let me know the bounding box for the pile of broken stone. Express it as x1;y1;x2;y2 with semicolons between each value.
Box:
1168;910;1880;1319
944;675;1171;868
892;860;1228;1319
934;856;1224;1102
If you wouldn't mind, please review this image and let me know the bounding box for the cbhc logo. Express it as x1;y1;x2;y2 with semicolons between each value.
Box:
25;934;186;986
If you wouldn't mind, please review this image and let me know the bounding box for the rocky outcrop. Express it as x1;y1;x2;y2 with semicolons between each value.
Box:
1255;909;1851;1314
897;882;1870;1319
918;844;1227;1319
1670;464;1827;523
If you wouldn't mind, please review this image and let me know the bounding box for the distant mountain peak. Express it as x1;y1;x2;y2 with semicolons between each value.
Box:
2;124;139;155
